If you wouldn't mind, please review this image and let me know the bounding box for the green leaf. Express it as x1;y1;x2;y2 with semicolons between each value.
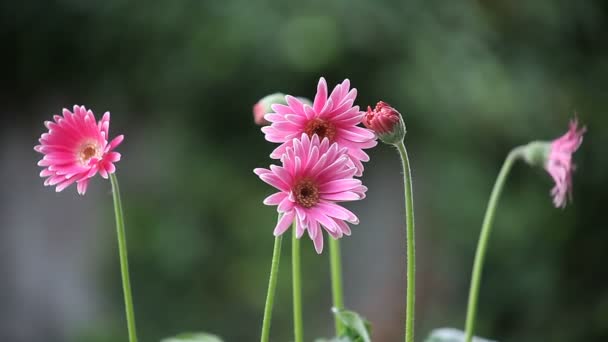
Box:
314;338;351;342
333;308;372;342
161;332;223;342
425;328;496;342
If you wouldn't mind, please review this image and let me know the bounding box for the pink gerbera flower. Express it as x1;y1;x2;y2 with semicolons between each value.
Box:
545;118;586;208
35;105;124;195
255;133;367;253
261;77;377;176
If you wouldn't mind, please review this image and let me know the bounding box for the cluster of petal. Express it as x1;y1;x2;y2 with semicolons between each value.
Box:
261;77;377;176
35;105;123;195
255;134;367;253
545;118;586;208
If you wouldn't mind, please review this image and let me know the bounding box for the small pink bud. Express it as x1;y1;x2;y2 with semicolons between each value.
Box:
253;101;269;125
253;93;290;126
363;101;406;145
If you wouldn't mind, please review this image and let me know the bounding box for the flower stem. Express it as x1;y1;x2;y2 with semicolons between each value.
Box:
396;142;416;342
292;224;304;342
464;147;523;342
329;237;345;335
109;174;138;342
260;234;283;342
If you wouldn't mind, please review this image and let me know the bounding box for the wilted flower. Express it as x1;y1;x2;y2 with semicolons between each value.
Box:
35;105;123;195
255;134;367;253
545;118;586;208
261;77;376;176
363;101;406;145
522;118;586;208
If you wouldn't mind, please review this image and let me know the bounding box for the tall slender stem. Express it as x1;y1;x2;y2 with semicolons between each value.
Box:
396;142;416;342
329;237;345;335
260;234;283;342
464;148;523;342
292;224;304;342
109;174;138;342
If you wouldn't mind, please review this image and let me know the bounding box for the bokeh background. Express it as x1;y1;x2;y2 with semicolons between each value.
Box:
1;0;607;341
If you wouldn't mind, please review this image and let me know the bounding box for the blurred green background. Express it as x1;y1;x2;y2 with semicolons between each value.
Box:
1;0;607;341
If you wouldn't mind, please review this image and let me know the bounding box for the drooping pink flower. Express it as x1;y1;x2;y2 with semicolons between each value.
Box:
255;133;367;253
261;77;377;176
545;118;586;208
35;105;124;195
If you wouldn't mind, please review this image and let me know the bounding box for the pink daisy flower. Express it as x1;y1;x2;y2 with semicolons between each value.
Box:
35;105;124;195
255;133;367;253
545;118;586;208
261;77;377;176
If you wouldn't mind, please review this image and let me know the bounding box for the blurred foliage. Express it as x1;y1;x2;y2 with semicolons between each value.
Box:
2;0;608;341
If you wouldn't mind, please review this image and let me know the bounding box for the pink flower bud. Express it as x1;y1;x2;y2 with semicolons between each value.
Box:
253;102;269;126
254;93;314;126
253;93;289;126
363;101;406;145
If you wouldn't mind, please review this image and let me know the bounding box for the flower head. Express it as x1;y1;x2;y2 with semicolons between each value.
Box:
545;118;586;208
261;77;377;176
363;101;406;145
35;105;124;195
255;134;367;253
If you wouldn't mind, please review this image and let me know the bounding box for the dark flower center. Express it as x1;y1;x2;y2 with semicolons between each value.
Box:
304;118;336;141
294;179;319;208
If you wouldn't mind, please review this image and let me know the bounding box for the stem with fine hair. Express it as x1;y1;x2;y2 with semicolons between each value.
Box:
292;224;304;342
329;237;345;335
396;142;416;342
109;173;138;342
260;233;283;342
464;147;523;342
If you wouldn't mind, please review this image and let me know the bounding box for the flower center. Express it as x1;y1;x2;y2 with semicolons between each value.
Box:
78;143;100;164
304;118;336;141
294;179;320;208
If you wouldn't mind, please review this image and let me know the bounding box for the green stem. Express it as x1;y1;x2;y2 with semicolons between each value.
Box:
109;174;138;342
329;237;345;335
396;142;416;342
464;147;523;342
292;224;304;342
260;234;283;342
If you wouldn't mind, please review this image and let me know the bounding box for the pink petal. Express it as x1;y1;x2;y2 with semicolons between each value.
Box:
274;211;295;236
313;77;328;113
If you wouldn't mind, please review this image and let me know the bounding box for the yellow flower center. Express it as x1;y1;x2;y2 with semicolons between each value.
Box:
78;142;100;164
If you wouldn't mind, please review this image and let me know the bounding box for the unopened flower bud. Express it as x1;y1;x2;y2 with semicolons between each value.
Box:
253;93;312;126
253;93;287;126
363;101;406;145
